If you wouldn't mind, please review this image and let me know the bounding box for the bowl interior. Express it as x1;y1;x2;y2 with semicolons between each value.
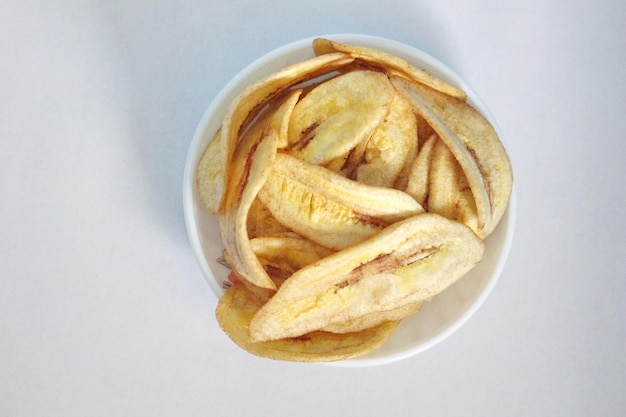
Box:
183;34;516;367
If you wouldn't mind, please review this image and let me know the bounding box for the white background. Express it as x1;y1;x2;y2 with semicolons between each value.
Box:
1;1;625;416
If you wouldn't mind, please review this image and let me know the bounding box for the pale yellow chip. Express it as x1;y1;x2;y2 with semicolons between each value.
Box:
405;133;438;207
312;38;466;100
218;92;301;290
391;75;513;238
196;128;223;214
286;70;395;165
427;139;479;235
250;213;484;342
321;301;423;334
354;91;418;189
258;153;423;250
216;283;399;362
214;52;355;212
250;234;334;287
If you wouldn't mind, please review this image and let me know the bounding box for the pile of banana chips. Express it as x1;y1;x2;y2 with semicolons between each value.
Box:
196;38;513;362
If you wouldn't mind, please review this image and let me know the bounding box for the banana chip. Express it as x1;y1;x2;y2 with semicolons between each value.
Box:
258;153;423;250
218;92;301;290
216;283;399;362
312;37;466;100
405;133;438;207
250;234;334;286
353;91;418;188
196;128;224;214
212;52;354;213
391;75;513;238
427;139;479;235
249;213;484;342
321;301;423;334
286;70;395;165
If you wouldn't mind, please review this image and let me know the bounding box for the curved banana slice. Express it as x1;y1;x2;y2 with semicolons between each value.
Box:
218;92;301;290
246;197;292;239
405;133;438;207
213;52;354;213
286;70;395;165
196;128;224;214
312;37;467;100
427;139;479;236
250;234;334;287
216;283;399;362
249;213;484;342
391;75;513;238
321;301;422;334
354;91;418;188
258;153;424;250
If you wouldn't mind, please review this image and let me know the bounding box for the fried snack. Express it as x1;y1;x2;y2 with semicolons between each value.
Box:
427;139;479;235
312;37;466;100
196;128;223;213
218;92;300;290
250;234;334;286
321;301;423;334
196;38;514;361
352;91;419;188
286;70;395;164
249;213;484;342
405;133;438;207
391;75;513;239
215;283;399;362
258;153;423;250
204;52;355;213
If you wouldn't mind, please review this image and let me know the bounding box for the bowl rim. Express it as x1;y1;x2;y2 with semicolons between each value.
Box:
182;33;516;366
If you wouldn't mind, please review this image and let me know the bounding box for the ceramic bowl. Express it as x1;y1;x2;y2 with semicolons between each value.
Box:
183;34;516;367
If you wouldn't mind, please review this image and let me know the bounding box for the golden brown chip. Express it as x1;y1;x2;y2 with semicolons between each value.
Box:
216;284;399;362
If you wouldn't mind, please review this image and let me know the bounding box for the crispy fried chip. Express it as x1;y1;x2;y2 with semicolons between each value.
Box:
251;234;334;286
405;133;438;207
216;284;399;362
312;38;467;100
250;213;484;342
218;92;301;290
213;52;355;212
286;70;395;165
321;301;423;334
258;153;424;250
427;139;479;235
196;128;224;214
352;91;418;188
391;75;513;238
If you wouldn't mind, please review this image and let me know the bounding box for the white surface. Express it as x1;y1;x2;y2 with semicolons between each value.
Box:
1;0;624;415
182;34;517;366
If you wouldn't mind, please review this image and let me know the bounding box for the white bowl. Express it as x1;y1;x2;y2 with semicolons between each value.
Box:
183;34;516;367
